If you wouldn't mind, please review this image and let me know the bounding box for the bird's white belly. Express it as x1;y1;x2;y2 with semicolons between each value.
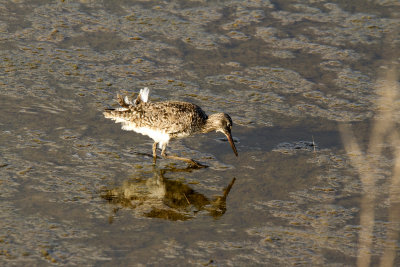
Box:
122;123;170;148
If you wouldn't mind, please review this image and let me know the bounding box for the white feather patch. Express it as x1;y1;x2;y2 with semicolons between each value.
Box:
139;87;150;103
113;117;129;124
115;107;129;111
124;96;133;106
121;122;169;148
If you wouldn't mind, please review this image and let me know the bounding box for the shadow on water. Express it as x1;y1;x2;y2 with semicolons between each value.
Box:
101;166;236;221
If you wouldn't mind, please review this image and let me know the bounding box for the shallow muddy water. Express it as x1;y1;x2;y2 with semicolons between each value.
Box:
1;0;399;266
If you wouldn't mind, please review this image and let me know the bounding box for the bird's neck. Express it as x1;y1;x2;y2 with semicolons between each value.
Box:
201;114;218;133
201;123;215;133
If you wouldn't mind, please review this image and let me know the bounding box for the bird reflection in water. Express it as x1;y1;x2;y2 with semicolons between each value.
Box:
101;167;236;221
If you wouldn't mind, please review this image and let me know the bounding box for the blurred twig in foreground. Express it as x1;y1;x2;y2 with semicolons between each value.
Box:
339;67;399;267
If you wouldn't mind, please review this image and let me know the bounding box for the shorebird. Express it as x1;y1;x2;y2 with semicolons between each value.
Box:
103;87;238;167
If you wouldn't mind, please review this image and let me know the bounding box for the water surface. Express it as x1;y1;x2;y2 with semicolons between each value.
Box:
1;0;399;265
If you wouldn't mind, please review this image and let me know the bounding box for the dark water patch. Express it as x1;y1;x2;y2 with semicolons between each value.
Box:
59;32;132;52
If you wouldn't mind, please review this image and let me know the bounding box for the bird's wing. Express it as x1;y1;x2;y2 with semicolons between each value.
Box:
134;102;208;136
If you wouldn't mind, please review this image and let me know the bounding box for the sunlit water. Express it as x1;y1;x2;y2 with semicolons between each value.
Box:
1;0;399;265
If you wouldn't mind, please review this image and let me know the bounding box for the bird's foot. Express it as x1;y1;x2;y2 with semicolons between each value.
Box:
161;153;208;169
188;159;208;169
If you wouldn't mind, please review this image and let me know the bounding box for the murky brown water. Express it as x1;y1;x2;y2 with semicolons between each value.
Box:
1;0;399;265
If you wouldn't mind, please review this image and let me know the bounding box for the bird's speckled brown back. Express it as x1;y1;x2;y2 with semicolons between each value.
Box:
104;101;209;139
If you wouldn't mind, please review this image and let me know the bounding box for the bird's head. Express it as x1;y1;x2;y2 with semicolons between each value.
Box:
208;113;238;157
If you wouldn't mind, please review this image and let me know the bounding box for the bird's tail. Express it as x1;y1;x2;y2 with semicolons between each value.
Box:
135;87;149;104
103;87;150;121
115;87;150;108
103;108;129;122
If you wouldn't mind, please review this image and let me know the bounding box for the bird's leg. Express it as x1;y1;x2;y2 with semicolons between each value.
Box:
152;142;158;164
161;144;207;168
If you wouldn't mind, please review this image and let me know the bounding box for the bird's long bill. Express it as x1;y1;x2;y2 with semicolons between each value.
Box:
225;131;238;157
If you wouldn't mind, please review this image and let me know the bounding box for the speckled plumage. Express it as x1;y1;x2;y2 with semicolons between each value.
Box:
117;101;208;137
104;88;238;167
